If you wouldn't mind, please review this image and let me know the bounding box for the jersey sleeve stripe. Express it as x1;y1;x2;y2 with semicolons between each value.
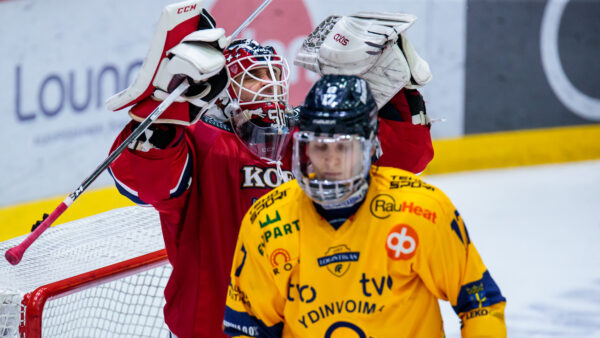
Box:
108;168;150;206
223;306;283;337
169;153;193;198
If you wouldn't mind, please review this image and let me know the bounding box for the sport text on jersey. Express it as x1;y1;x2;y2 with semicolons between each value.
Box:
389;175;436;191
249;188;289;224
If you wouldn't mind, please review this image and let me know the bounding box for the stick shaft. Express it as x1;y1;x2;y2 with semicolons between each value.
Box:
5;0;273;265
4;81;189;265
76;81;190;199
228;0;272;44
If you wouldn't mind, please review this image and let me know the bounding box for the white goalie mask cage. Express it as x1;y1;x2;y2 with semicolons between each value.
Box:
223;39;295;162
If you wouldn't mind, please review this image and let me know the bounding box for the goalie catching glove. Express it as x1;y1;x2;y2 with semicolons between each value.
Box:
105;0;229;125
295;12;432;108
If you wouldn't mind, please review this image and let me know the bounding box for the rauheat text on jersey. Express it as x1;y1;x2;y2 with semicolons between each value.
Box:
369;193;437;223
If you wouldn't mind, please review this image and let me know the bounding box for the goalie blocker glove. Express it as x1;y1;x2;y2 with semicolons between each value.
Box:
126;122;183;152
295;12;432;108
31;213;49;232
105;1;228;125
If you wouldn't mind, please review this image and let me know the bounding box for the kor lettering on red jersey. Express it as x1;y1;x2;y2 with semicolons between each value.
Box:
241;166;293;189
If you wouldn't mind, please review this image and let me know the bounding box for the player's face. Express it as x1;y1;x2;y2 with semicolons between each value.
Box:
306;137;364;181
232;67;282;102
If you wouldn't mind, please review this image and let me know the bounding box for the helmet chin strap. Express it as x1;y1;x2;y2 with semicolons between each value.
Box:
262;158;290;184
223;95;241;120
373;136;383;159
318;175;370;210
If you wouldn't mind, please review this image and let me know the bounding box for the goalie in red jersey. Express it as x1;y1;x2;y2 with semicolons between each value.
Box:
106;2;434;337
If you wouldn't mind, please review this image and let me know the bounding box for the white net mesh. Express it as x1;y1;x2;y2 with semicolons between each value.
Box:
0;293;21;337
0;206;172;337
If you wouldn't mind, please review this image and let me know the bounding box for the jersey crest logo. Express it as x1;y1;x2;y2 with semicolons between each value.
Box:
466;282;489;308
317;244;360;277
386;224;418;260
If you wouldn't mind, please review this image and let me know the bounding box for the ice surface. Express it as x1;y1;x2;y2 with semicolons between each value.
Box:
424;160;600;337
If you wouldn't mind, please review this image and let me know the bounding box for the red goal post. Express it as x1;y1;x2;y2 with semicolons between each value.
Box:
0;206;172;337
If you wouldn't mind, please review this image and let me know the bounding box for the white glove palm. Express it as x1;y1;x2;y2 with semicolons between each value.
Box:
152;28;228;107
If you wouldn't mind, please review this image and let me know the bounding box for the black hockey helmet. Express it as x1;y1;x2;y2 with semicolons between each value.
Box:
298;74;378;139
292;75;378;205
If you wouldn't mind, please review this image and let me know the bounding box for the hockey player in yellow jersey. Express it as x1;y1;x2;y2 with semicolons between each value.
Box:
223;75;507;337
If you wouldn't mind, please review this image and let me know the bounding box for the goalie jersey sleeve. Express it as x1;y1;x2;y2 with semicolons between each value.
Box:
377;89;433;174
224;167;506;337
108;117;294;338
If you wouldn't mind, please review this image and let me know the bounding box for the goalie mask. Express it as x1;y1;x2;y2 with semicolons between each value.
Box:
293;75;378;205
223;39;294;162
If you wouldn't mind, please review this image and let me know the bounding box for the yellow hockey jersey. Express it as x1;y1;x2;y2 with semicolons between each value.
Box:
224;166;506;337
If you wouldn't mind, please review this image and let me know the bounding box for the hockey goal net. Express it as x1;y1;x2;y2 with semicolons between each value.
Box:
0;206;172;337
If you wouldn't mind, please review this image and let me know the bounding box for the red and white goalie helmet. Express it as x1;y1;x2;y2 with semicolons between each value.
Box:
223;39;294;162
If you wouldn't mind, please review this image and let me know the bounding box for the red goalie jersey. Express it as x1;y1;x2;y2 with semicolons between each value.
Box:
109;88;432;338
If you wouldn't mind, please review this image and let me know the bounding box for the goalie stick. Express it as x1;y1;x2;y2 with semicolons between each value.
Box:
4;0;272;266
4;82;188;265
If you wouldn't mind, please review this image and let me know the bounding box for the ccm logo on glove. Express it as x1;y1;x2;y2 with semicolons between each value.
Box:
177;4;197;14
334;33;349;46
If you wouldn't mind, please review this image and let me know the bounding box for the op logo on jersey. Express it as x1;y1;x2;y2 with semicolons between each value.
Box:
386;224;418;260
317;245;360;277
